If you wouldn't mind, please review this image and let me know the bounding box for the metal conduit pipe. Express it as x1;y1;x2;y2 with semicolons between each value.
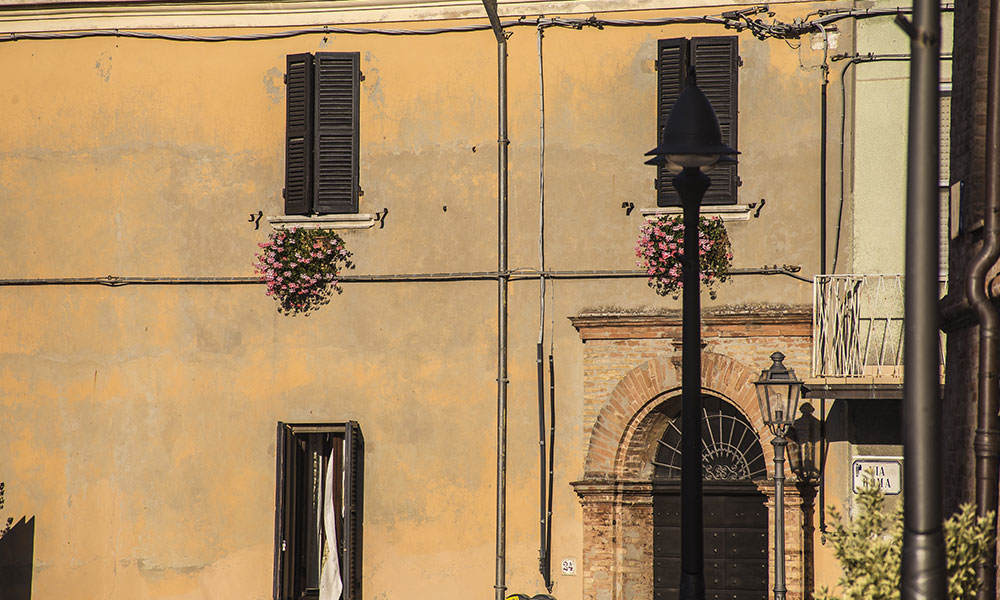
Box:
972;0;1000;593
898;0;946;594
535;23;553;592
830;52;954;274
817;24;831;277
481;3;509;600
0;267;812;287
545;353;555;593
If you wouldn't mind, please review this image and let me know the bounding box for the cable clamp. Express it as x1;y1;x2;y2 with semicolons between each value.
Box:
99;275;125;287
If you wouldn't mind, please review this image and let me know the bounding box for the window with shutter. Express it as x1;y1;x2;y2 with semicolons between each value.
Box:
656;36;739;207
274;421;364;600
283;52;361;216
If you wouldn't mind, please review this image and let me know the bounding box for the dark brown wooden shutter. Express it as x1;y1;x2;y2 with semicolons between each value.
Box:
656;37;739;207
691;36;738;206
274;423;299;600
314;52;360;214
342;421;364;600
284;54;314;215
656;38;688;208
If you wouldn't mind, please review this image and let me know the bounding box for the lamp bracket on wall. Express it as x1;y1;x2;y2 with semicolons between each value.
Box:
374;207;389;229
249;210;264;230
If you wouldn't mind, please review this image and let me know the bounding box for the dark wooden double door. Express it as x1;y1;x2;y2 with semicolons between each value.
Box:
653;481;768;600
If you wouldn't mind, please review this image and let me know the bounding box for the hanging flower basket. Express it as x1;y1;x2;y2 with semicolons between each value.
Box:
254;227;355;315
635;214;733;300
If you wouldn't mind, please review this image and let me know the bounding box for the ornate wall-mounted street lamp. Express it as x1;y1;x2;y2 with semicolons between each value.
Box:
645;69;737;600
754;351;805;600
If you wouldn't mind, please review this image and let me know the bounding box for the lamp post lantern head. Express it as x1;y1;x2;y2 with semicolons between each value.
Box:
754;352;804;437
645;69;738;172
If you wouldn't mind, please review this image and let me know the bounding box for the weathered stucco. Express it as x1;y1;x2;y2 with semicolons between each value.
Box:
0;2;858;598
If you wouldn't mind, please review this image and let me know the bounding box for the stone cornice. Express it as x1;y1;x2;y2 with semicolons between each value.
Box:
570;305;812;341
570;477;653;501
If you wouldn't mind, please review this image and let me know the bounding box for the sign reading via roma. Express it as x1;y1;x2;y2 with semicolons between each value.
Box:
852;457;903;495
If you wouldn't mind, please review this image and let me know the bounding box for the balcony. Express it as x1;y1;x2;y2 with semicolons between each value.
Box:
810;274;946;396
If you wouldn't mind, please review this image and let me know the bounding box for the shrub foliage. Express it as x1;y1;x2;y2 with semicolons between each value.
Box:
817;482;994;600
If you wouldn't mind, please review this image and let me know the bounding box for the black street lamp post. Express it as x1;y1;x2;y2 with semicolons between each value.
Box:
645;70;737;600
754;352;805;600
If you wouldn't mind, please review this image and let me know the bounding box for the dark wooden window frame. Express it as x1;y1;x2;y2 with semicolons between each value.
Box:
656;36;740;207
273;421;364;600
284;52;361;216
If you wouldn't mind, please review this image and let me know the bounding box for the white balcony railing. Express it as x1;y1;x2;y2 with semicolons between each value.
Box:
812;274;946;378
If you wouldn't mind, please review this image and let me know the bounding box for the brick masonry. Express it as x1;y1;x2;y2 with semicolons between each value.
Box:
570;307;814;600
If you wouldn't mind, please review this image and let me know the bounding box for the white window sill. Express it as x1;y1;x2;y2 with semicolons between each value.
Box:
641;205;754;222
268;214;377;230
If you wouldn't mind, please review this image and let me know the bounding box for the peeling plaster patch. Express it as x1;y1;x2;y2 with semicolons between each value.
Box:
363;53;384;110
365;66;385;109
135;558;206;575
264;67;284;105
95;52;112;82
631;36;658;78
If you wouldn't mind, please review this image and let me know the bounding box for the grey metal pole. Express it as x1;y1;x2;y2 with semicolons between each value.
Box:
495;35;510;600
899;0;946;592
676;167;709;600
772;435;787;600
481;3;509;599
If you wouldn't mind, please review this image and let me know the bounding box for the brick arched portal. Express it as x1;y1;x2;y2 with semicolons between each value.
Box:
569;309;814;600
583;351;773;481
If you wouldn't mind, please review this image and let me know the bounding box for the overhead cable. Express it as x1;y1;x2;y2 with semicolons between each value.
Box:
0;6;954;44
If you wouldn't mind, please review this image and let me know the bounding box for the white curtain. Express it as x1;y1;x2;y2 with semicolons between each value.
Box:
319;446;343;600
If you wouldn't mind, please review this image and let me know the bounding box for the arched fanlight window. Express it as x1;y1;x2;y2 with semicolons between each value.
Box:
652;395;766;481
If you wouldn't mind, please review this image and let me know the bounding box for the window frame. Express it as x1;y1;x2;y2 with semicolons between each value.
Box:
656;36;740;207
273;421;364;600
283;52;362;216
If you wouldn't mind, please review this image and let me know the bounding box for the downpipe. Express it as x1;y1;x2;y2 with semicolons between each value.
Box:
481;2;509;600
972;0;1000;593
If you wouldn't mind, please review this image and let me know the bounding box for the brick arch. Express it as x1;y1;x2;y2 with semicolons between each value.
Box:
583;350;775;479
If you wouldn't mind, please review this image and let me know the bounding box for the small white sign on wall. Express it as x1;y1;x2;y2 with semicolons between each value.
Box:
852;457;903;495
561;558;576;576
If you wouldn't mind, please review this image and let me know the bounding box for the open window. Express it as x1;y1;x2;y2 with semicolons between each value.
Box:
273;421;364;600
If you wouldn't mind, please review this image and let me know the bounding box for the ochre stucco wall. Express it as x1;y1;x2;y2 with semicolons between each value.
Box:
0;4;844;598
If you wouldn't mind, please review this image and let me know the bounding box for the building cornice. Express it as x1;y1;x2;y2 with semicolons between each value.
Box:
570;305;812;341
0;0;820;34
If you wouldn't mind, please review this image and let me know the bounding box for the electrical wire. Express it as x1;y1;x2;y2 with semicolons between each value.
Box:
0;6;954;44
538;22;547;348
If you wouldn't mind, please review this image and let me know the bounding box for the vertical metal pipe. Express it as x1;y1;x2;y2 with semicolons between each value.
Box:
536;24;551;589
773;435;788;600
481;3;509;598
676;167;709;600
495;33;509;600
819;397;827;536
537;343;547;577
821;62;829;276
972;0;1000;593
545;353;556;592
899;0;946;594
